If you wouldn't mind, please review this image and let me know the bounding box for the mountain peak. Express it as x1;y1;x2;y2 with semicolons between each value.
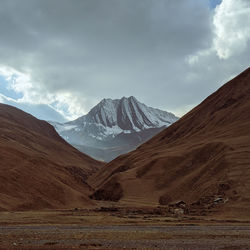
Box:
80;96;178;131
100;98;113;103
120;95;137;100
52;96;178;161
99;96;138;105
128;95;137;100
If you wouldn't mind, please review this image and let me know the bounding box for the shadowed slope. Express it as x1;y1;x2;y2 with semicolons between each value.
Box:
89;68;250;217
0;104;103;211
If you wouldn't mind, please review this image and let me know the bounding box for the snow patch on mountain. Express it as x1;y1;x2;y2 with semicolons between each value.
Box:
51;96;178;141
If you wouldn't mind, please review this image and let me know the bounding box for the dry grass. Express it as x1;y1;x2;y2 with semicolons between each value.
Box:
0;208;249;226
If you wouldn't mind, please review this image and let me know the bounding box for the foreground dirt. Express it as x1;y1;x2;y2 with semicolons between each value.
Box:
1;224;250;249
0;210;250;249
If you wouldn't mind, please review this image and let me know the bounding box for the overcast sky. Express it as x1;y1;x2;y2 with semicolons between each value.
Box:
0;0;249;121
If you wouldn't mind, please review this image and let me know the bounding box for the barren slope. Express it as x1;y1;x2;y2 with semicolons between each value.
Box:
90;68;250;217
0;104;103;211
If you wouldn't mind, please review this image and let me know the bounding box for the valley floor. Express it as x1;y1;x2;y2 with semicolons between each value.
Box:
0;208;250;249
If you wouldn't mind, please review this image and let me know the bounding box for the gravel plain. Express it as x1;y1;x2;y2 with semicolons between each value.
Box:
0;225;250;249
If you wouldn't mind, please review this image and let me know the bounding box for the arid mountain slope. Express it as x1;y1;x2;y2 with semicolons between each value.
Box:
0;104;103;211
90;68;250;217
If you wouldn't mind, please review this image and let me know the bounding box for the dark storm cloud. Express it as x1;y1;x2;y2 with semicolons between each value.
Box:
0;0;249;117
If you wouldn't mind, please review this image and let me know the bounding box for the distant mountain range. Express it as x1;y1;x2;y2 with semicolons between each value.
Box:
51;96;178;162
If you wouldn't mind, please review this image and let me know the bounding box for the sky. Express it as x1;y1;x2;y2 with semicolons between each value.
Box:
0;0;249;121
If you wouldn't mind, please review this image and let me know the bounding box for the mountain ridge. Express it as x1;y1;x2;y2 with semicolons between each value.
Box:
52;96;178;161
69;96;177;132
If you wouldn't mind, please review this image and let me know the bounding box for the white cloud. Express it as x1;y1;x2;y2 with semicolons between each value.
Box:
0;93;68;122
213;0;250;59
186;48;215;66
0;0;214;119
0;0;248;121
0;66;39;102
0;66;86;120
184;0;250;96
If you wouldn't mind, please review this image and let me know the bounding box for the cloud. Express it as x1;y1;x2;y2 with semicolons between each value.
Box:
213;0;250;59
0;93;68;122
0;0;249;119
184;0;250;112
0;66;86;120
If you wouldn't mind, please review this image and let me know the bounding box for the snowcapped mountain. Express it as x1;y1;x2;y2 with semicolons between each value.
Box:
51;96;178;162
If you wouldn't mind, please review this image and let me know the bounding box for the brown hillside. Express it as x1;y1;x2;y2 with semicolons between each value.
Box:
89;68;250;218
0;104;103;211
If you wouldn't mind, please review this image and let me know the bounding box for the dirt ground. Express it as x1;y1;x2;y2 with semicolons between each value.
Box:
0;208;250;249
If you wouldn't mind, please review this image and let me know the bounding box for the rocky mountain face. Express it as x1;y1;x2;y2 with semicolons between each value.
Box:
0;103;103;211
51;96;178;162
89;68;250;218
